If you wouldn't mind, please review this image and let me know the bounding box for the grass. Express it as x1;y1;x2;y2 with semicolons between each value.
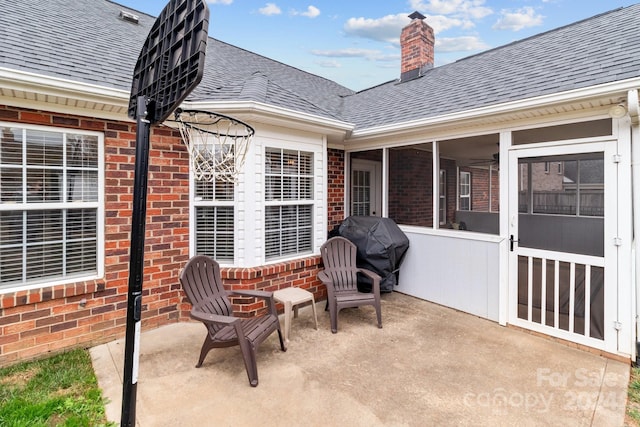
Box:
0;348;115;427
628;367;640;426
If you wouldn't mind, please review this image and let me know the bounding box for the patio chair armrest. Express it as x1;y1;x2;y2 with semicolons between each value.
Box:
317;270;331;285
190;308;239;326
231;289;272;300
230;289;279;315
357;268;381;294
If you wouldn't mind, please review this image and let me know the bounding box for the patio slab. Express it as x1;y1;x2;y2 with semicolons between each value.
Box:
90;292;630;426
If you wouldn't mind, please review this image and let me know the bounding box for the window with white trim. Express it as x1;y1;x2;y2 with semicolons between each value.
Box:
0;125;102;290
193;179;235;262
459;171;471;211
265;147;313;260
439;169;446;224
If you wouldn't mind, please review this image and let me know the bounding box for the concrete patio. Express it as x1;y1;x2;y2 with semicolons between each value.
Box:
90;292;630;426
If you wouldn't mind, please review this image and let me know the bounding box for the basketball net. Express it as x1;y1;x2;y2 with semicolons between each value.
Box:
174;109;254;183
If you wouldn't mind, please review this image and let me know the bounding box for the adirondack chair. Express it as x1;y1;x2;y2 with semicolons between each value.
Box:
179;255;286;387
318;236;382;333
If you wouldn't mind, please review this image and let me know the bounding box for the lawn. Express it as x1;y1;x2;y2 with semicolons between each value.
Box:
0;348;114;427
628;367;640;426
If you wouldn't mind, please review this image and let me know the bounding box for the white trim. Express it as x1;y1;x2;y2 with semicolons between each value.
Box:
498;130;511;326
399;224;504;243
432;142;439;228
351;77;640;139
0;121;105;294
185;100;354;132
0;67;129;101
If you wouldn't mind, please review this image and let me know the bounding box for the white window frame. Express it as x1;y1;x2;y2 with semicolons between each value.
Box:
0;122;104;294
439;169;446;224
264;147;314;261
459;171;471;211
191;178;236;263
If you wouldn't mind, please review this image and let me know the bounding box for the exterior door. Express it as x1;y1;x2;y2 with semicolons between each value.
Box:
351;159;381;216
508;141;618;352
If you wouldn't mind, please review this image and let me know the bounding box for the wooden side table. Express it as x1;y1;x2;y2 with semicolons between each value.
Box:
273;287;318;343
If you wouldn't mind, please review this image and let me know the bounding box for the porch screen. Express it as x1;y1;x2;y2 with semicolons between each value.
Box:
516;153;605;340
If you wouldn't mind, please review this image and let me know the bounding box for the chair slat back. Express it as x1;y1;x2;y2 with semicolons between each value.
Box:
180;255;233;334
320;236;359;292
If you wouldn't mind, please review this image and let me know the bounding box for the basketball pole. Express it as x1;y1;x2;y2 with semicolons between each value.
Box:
121;95;153;427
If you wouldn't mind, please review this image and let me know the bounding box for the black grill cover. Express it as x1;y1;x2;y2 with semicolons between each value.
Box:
336;216;409;292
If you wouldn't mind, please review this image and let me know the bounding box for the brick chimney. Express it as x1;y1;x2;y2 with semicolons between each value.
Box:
400;11;434;82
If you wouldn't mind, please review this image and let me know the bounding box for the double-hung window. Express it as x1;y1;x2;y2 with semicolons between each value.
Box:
265;147;313;260
459;171;471;211
193;178;235;262
0;124;102;291
439;169;446;224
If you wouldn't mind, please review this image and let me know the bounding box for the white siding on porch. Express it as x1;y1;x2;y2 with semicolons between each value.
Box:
397;227;502;322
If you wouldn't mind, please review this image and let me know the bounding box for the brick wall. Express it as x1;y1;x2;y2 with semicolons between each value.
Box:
179;257;325;320
460;166;500;212
388;148;433;226
0;105;330;366
0;105;190;366
327;148;345;232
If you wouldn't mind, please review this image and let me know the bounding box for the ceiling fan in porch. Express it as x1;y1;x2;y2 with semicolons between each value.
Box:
469;151;499;167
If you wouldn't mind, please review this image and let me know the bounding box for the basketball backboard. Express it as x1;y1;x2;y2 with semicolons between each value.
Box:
127;0;209;123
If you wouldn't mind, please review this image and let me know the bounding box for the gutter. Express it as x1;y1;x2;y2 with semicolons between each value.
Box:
351;77;640;140
185;100;354;134
0;67;129;107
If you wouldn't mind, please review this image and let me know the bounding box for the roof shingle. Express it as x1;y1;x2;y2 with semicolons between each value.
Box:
2;1;639;131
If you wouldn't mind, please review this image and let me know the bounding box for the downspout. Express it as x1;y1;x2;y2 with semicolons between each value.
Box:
629;89;640;364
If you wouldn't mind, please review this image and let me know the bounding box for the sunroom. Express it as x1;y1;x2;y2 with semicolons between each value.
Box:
341;99;635;360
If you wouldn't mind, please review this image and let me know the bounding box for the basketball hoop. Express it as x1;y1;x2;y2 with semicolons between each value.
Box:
174;109;255;182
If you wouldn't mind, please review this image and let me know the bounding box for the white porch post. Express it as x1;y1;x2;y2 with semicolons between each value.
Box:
382;148;389;218
498;131;511;326
432;140;439;229
629;89;640;362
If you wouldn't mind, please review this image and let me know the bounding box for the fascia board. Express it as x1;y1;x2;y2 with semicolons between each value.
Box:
185;100;354;135
351;77;640;140
0;67;130;107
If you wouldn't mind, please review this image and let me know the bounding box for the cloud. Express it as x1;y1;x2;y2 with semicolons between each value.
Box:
311;48;382;59
315;59;342;68
493;7;544;31
426;15;469;34
343;14;410;44
343;11;480;46
208;0;233;4
259;3;281;16
435;36;489;52
292;5;320;18
409;0;493;20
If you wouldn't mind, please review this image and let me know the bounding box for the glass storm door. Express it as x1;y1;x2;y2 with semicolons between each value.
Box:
508;141;617;352
351;159;381;216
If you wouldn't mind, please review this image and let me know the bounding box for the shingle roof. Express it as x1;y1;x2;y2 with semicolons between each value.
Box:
0;0;352;121
341;5;640;129
2;1;640;131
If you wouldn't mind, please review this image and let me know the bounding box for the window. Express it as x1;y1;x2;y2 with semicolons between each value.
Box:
459;171;471;211
0;125;102;291
193;179;234;262
351;169;371;216
439;169;446;224
265;148;313;260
